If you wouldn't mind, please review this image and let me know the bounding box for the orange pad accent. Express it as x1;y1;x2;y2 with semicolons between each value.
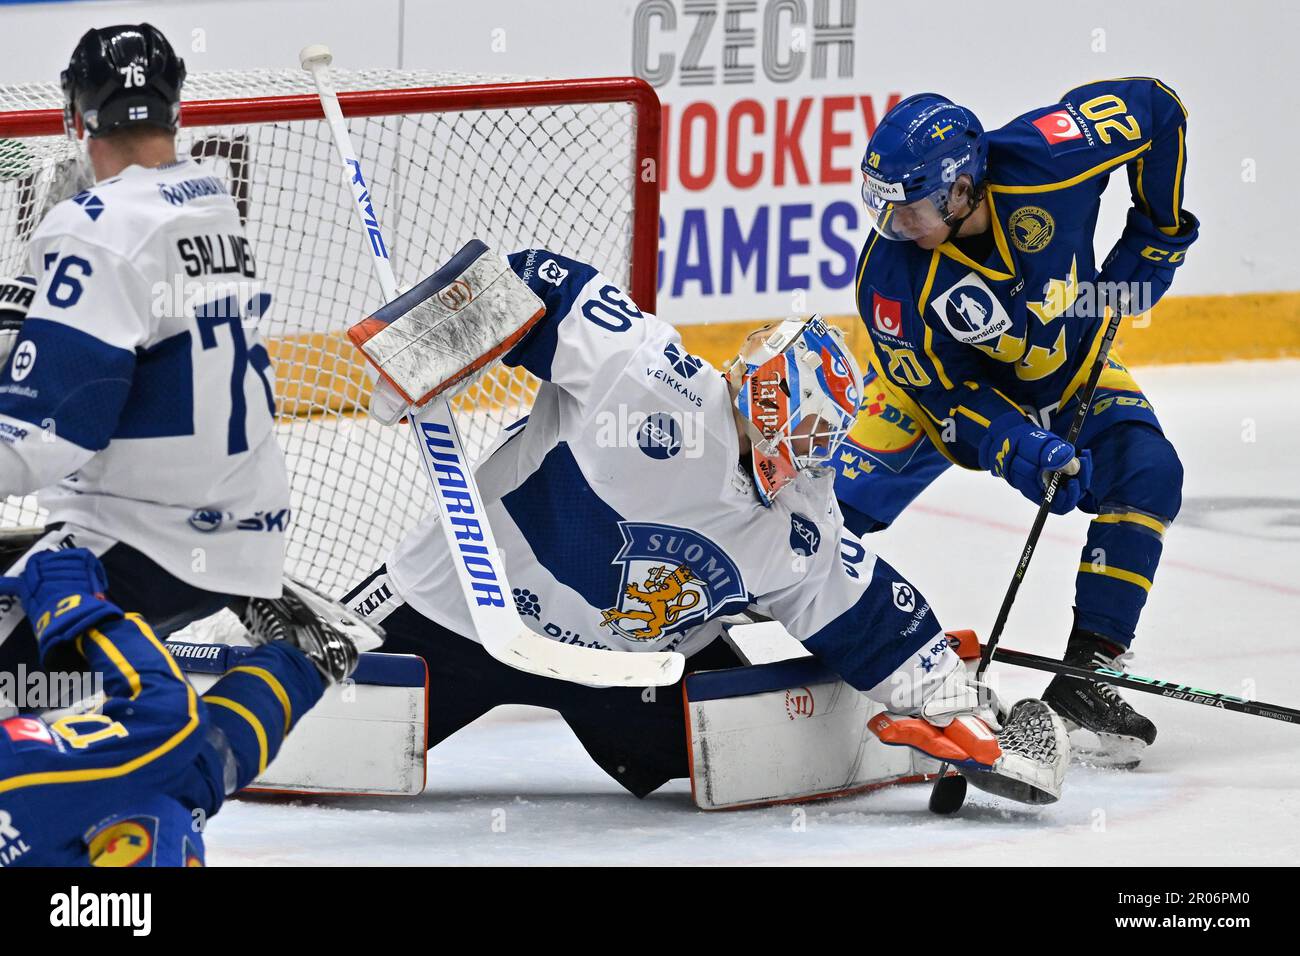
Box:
944;629;982;661
868;713;971;763
942;715;1002;767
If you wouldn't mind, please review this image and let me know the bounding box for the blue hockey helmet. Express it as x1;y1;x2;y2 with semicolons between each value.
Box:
860;93;987;242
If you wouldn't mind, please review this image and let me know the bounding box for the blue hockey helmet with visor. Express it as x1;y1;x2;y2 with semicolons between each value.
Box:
860;93;987;242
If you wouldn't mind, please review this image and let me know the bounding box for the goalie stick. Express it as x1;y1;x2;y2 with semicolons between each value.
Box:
300;44;684;688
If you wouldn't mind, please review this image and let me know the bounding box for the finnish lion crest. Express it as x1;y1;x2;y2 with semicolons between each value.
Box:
599;522;745;643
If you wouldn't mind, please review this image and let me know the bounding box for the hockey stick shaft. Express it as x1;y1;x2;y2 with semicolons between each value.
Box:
976;305;1125;677
991;647;1300;725
931;304;1126;808
299;45;682;688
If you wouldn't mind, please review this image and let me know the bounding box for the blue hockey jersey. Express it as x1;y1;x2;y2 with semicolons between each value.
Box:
0;612;321;867
853;77;1189;469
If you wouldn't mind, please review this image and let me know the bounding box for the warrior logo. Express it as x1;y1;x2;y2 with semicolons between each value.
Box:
599;522;744;642
437;279;473;311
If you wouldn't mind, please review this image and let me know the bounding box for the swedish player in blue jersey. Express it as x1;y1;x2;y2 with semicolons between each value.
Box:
836;78;1198;766
0;548;375;866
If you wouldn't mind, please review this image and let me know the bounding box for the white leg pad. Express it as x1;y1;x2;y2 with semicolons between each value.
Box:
686;658;942;810
172;642;427;796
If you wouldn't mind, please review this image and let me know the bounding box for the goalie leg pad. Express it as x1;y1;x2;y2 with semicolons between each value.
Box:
685;658;943;810
171;641;428;796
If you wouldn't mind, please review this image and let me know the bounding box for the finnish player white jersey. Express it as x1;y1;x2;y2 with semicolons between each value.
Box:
0;158;289;598
382;249;948;695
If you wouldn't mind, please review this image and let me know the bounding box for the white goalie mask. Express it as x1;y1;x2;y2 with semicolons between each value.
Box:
725;315;862;506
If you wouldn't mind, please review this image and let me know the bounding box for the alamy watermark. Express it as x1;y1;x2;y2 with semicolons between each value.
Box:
0;665;103;711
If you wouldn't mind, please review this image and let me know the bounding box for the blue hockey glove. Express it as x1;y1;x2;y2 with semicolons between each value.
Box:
0;549;123;665
1096;207;1199;314
979;413;1093;515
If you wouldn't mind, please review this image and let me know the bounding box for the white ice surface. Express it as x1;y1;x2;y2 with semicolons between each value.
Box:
209;360;1300;866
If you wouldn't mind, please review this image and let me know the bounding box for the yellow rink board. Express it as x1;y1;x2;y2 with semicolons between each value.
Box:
269;291;1300;417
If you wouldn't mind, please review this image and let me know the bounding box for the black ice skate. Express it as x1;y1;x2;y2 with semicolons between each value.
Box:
1042;631;1157;769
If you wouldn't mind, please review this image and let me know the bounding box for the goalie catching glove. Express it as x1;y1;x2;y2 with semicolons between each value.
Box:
348;239;545;418
869;630;1070;805
240;576;384;685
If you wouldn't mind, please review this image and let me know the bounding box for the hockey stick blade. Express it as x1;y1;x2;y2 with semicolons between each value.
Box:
993;647;1300;725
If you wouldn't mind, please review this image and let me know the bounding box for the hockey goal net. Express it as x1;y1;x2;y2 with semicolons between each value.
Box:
0;69;660;599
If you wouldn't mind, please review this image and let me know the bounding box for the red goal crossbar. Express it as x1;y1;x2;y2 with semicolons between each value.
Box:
0;75;662;311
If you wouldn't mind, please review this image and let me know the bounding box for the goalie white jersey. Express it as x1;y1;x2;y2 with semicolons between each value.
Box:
0;158;289;598
382;250;948;695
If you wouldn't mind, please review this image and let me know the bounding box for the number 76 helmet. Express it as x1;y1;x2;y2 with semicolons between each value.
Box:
725;316;862;506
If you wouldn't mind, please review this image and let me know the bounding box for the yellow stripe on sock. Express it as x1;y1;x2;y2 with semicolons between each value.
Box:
205;696;269;775
1078;562;1153;592
1093;512;1168;536
226;665;293;736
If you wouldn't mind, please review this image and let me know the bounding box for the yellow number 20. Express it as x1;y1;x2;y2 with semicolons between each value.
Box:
1080;94;1142;145
880;344;932;388
51;713;129;750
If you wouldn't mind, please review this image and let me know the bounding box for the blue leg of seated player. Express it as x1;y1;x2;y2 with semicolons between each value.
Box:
0;550;332;866
182;643;326;807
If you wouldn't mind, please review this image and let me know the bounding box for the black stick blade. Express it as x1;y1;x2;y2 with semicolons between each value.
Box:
929;773;967;815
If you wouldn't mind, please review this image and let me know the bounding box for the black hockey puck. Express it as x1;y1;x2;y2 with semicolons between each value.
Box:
928;772;967;815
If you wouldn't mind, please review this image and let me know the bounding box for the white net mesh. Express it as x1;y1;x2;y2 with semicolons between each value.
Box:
0;69;648;599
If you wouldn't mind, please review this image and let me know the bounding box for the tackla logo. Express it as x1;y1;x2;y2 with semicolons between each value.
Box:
538;258;569;286
600;522;744;642
10;340;35;381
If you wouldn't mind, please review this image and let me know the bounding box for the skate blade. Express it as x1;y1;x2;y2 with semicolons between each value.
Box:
1061;721;1147;770
962;768;1060;806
